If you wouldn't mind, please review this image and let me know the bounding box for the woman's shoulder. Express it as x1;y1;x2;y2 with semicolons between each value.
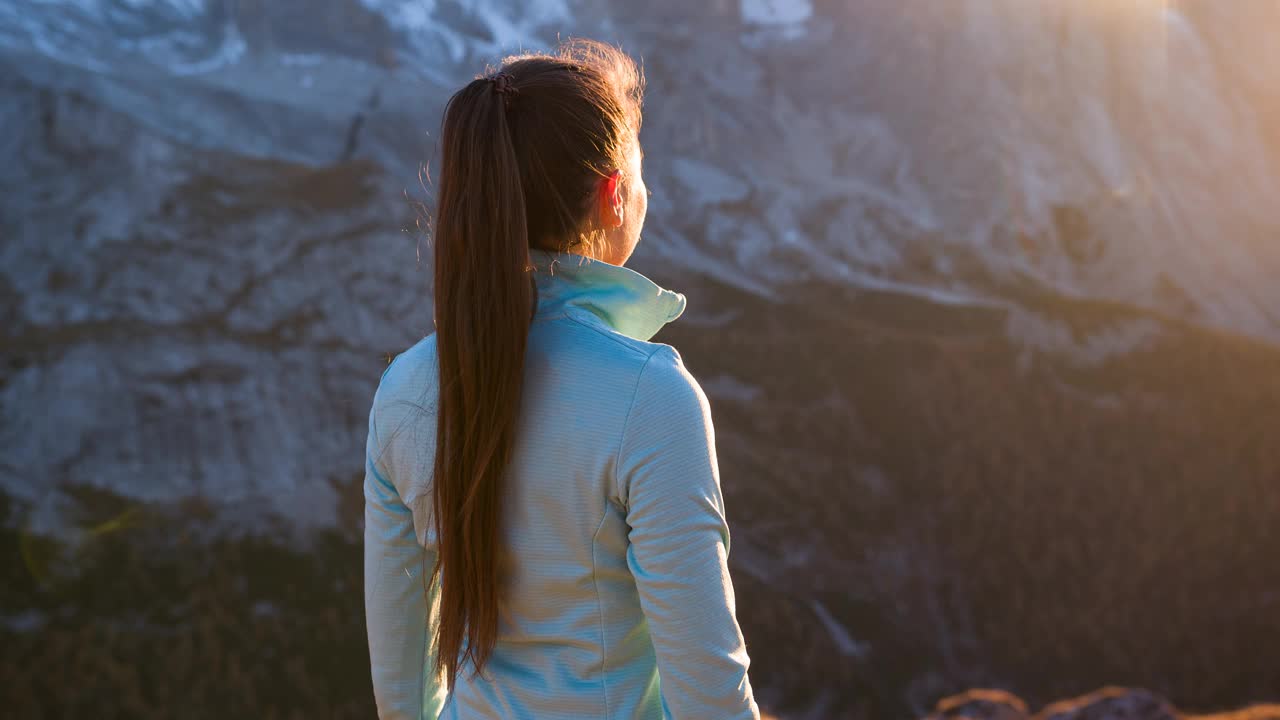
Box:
371;333;439;416
632;343;709;411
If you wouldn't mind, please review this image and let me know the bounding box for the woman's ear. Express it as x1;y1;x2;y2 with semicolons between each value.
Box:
599;170;625;229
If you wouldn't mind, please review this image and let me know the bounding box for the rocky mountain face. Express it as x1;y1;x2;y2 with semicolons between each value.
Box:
659;266;1280;718
3;1;1278;718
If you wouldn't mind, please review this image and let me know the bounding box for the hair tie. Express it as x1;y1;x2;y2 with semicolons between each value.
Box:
487;72;518;108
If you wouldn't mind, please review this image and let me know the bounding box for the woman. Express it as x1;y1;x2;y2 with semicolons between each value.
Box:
363;39;760;719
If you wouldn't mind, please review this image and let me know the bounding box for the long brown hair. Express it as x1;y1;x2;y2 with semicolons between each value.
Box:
429;39;644;689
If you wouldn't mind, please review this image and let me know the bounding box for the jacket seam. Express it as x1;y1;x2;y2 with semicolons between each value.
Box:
416;593;429;720
612;347;662;508
590;506;613;719
559;309;654;360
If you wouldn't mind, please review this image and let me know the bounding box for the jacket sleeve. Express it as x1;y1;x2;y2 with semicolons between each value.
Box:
364;393;448;720
617;345;760;720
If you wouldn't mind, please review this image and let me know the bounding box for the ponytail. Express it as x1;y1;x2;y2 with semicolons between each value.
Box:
425;39;645;691
430;75;532;690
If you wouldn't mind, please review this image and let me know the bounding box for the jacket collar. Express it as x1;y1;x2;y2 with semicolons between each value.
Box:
529;248;687;342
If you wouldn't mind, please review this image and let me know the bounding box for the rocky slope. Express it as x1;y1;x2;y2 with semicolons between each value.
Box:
653;265;1280;718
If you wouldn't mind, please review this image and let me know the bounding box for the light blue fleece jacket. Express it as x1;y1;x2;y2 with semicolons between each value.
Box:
364;248;760;719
